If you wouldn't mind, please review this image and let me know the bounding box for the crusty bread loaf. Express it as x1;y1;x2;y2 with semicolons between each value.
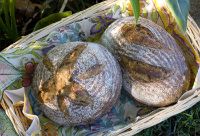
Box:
101;17;190;107
32;42;122;125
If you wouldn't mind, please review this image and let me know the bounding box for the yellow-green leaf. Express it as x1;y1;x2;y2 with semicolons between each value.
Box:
33;11;72;31
130;0;140;23
165;0;190;32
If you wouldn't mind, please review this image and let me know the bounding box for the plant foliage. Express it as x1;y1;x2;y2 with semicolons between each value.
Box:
130;0;190;32
0;0;18;41
165;0;190;32
130;0;140;23
33;11;72;31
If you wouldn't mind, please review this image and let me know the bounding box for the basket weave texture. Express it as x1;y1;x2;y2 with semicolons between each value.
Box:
0;0;200;135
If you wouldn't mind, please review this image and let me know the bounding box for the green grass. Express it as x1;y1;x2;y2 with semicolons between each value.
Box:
136;102;200;136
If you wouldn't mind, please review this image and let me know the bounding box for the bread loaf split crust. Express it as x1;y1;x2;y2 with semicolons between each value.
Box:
101;17;190;107
32;42;122;125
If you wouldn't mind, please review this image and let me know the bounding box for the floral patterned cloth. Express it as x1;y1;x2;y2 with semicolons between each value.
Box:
0;0;199;135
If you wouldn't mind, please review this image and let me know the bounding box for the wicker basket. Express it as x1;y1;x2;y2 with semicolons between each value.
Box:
1;0;200;135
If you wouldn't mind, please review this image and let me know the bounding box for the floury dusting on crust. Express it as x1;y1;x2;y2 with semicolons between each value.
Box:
39;45;93;115
32;42;122;125
101;17;190;107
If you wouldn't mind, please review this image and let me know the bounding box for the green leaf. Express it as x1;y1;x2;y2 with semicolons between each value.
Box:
2;0;10;28
130;0;140;23
165;0;190;32
0;0;3;15
33;11;72;31
0;17;9;34
9;0;18;40
0;0;18;41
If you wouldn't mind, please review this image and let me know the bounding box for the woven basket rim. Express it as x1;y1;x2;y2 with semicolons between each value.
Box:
1;0;200;135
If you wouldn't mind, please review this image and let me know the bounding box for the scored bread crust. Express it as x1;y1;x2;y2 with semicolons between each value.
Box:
32;42;122;125
101;17;190;107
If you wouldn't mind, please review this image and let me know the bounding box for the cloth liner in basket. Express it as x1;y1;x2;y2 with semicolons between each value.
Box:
0;0;200;135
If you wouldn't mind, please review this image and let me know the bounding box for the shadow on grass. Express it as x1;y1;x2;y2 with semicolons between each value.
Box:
136;102;200;136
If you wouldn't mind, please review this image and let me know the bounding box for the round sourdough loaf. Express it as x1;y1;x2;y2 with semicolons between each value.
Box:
101;17;190;107
32;42;122;125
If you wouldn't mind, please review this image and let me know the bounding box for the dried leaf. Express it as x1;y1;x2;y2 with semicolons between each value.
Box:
15;0;47;17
